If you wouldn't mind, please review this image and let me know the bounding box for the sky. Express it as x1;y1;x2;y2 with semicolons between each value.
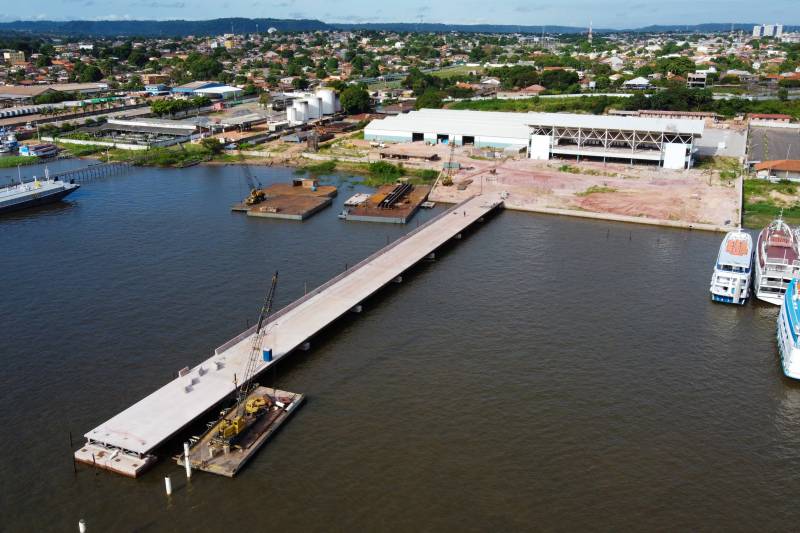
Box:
5;0;798;28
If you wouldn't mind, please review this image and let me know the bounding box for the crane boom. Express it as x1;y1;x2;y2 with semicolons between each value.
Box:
235;271;278;414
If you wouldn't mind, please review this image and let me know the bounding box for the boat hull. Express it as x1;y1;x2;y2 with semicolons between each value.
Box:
711;293;749;305
0;184;80;214
777;290;800;380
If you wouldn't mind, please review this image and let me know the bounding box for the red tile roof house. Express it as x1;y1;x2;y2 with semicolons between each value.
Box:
748;113;793;124
755;160;800;181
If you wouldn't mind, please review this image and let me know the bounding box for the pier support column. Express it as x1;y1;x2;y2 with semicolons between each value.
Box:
455;233;462;240
164;476;172;496
78;519;87;533
300;341;311;351
393;276;403;283
183;442;191;479
426;252;435;260
351;304;363;313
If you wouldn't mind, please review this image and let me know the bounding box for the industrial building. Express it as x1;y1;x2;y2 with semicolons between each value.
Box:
364;109;705;169
194;85;243;100
0;83;109;105
171;81;223;95
68;117;198;149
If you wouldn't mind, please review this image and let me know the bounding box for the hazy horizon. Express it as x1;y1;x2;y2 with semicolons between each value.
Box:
2;0;796;28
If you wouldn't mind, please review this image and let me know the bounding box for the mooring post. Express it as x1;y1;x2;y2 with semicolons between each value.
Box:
183;442;191;479
78;519;87;533
164;476;172;496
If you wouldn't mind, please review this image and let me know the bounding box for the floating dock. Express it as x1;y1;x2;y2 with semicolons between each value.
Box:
344;193;372;206
176;386;304;477
232;178;337;221
247;196;332;220
341;184;431;224
75;194;504;477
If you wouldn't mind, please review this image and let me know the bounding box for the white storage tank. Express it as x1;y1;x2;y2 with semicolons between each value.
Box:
306;96;323;120
317;89;337;115
292;100;309;123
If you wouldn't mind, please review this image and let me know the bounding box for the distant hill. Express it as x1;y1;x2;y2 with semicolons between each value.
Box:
0;18;796;37
0;18;330;37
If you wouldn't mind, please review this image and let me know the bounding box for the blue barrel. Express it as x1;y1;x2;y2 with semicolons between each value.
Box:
262;349;272;362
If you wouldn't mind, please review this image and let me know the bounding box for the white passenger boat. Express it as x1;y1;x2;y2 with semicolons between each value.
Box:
754;218;800;306
710;230;753;304
777;278;800;379
0;167;80;214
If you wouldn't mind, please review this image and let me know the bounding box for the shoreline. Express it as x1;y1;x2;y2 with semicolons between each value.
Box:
71;152;739;232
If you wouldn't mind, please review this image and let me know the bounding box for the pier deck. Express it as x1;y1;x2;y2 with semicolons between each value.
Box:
76;194;504;477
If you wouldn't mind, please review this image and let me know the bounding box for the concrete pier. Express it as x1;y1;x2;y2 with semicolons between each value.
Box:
75;194;504;477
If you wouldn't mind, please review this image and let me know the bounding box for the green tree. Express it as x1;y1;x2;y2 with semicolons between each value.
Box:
778;87;789;102
200;137;223;154
339;84;371;114
292;77;309;90
79;65;104;82
415;89;444;110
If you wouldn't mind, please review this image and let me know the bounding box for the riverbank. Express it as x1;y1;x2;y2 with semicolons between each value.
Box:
58;138;748;232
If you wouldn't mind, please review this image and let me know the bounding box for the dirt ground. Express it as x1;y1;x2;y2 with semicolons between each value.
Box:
404;144;743;228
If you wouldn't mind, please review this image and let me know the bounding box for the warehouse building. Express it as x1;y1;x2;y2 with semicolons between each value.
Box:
364;109;705;169
171;81;223;95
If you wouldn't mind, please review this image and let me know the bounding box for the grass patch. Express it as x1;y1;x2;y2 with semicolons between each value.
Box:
743;178;800;227
576;185;618;196
430;65;484;78
56;143;109;157
303;160;338;174
558;164;581;174
328;160;439;187
0;155;40;168
558;164;618;178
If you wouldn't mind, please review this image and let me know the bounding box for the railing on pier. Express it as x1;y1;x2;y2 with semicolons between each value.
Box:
214;195;503;356
51;161;132;183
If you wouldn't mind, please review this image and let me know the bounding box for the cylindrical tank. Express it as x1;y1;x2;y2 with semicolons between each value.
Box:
318;89;336;115
306;96;322;120
293;100;309;123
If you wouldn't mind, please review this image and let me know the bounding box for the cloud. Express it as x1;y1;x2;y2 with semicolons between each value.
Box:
141;1;185;7
93;13;132;21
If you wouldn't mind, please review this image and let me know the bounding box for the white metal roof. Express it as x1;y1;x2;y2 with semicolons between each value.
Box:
194;85;243;95
365;108;704;138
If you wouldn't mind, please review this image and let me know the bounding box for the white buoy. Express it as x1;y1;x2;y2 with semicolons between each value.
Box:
78;519;87;533
164;476;172;496
183;442;191;479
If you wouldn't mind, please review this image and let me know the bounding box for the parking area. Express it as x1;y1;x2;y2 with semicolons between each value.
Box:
747;126;800;163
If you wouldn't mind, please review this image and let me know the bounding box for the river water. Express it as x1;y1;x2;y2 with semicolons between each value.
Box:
1;161;799;531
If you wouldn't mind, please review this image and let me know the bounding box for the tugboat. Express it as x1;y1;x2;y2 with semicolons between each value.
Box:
0;167;80;214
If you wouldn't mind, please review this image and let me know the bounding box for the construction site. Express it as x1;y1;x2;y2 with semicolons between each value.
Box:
343;140;741;231
232;170;338;221
339;182;431;224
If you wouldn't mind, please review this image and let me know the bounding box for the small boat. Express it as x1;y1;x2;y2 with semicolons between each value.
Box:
0;167;80;214
337;208;349;219
777;278;800;379
710;230;753;304
19;143;58;158
754;217;800;305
